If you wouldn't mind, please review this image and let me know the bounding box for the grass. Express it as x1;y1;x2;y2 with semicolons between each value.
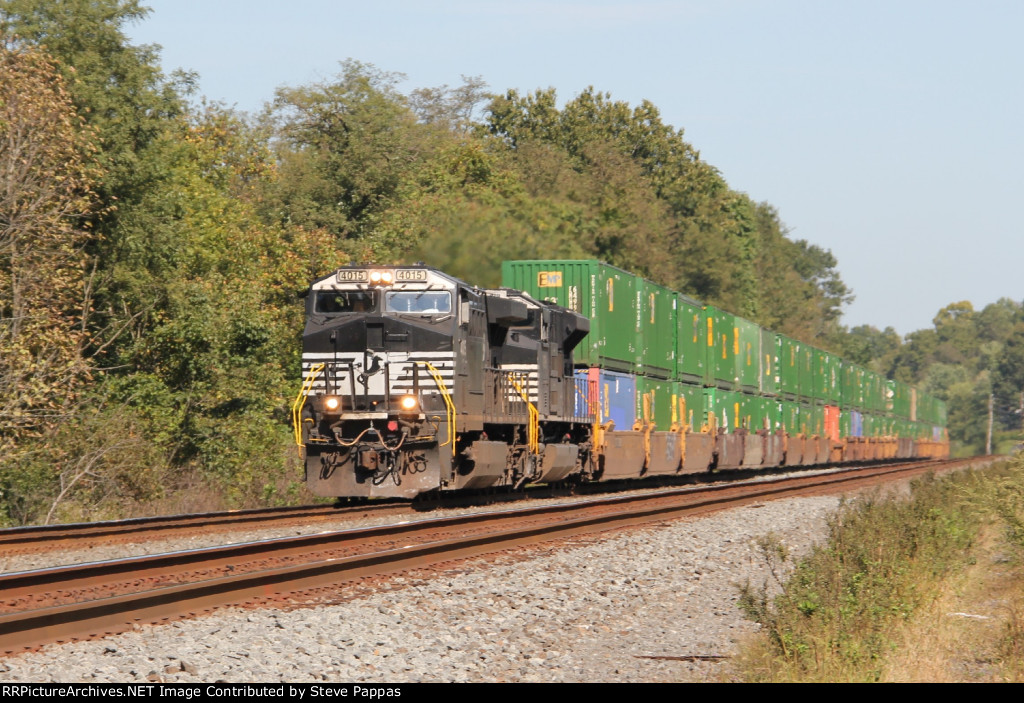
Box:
734;456;1024;682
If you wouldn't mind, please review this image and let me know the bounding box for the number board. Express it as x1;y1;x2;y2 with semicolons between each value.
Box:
395;269;427;281
336;269;368;283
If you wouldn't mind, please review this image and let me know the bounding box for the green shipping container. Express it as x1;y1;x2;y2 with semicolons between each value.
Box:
777;335;801;399
705;305;737;390
863;370;885;413
638;278;676;379
502;260;638;373
798;344;814;401
804;402;825;436
675;295;705;385
676;382;706;432
826;354;841;404
760;328;777;396
635;377;678;431
735;317;761;392
705;387;744;433
740;391;778;432
887;380;912;419
780;400;802;435
842;363;865;409
809;347;828;402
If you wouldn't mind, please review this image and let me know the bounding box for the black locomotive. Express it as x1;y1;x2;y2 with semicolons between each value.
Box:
294;265;592;499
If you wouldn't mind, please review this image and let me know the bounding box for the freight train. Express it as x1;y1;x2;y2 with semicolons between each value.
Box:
292;260;948;499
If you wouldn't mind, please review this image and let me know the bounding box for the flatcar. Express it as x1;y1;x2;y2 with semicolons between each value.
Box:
292;261;948;499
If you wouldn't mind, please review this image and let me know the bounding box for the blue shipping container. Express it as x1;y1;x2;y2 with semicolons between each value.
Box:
850;410;863;437
589;368;636;431
574;369;595;419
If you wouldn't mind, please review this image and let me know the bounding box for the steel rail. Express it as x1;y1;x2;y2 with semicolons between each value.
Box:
0;457;987;653
0;501;409;554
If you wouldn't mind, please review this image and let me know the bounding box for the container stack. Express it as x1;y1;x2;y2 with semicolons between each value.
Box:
501;259;947;467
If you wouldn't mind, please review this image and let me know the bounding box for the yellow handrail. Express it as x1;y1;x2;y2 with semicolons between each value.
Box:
509;374;539;454
678;396;687;468
416;361;457;457
641;392;652;467
292;363;325;452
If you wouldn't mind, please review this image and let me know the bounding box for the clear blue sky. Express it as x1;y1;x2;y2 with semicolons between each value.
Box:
127;0;1023;337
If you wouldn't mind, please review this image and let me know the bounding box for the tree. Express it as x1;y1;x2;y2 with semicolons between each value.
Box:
265;60;440;242
1;0;193;371
932;301;976;365
0;42;100;453
0;0;189;206
976;298;1021;343
409;75;489;133
834;325;902;368
993;324;1024;431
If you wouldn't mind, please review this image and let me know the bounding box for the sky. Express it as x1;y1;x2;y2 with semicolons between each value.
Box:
126;0;1024;337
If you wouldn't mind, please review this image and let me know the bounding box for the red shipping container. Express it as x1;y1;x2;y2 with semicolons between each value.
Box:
824;405;840;443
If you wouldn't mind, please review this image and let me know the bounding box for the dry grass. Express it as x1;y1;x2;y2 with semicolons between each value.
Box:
881;525;1012;681
882;523;1024;682
733;461;1024;682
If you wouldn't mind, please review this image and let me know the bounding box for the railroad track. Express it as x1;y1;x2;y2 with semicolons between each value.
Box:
0;456;987;654
0;479;646;557
1;456;981;557
0;501;413;556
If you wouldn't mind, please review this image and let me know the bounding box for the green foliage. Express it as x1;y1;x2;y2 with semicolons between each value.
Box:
264;60;442;241
0;391;170;526
739;473;979;682
834;325;902;369
978;457;1024;552
0;15;867;522
993;325;1024;430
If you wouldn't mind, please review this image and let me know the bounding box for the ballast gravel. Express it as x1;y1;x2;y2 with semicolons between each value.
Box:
0;494;841;683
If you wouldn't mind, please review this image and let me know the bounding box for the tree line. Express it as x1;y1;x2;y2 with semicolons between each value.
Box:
0;0;1018;524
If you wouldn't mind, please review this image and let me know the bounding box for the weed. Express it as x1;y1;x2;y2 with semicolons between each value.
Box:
737;471;981;681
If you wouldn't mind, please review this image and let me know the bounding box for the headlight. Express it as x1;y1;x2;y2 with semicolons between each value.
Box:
369;270;394;285
399;395;418;412
323;396;341;411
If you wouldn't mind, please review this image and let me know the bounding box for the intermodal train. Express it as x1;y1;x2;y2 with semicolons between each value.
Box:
292;260;949;499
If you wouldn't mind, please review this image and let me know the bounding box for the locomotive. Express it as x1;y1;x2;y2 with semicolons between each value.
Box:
293;261;949;499
294;264;593;499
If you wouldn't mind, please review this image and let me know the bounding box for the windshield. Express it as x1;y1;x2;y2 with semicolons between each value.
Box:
315;290;376;314
385;291;451;314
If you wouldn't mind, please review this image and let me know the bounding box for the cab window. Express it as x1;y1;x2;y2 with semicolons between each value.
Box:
315;291;375;313
385;291;452;314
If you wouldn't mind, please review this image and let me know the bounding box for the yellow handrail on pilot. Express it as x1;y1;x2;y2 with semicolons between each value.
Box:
509;374;539;454
292;362;325;453
415;361;457;457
